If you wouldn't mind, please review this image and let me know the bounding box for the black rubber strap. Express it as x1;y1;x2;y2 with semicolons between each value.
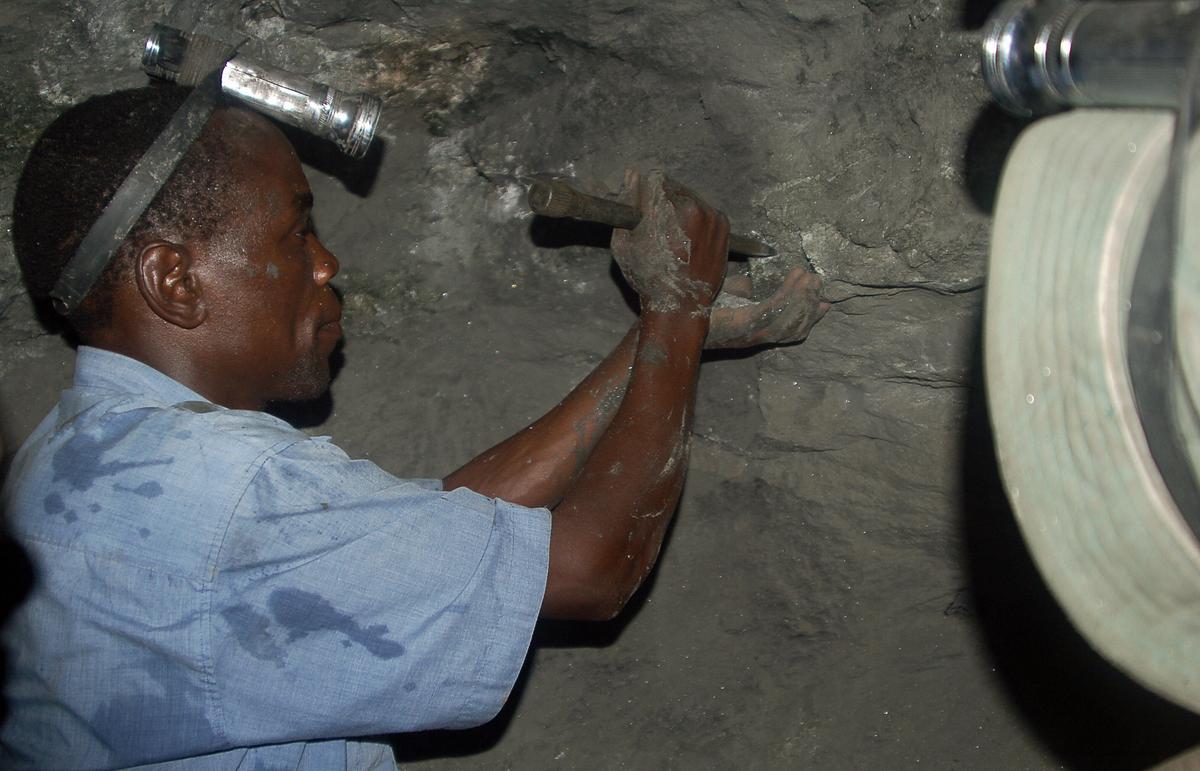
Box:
50;77;221;314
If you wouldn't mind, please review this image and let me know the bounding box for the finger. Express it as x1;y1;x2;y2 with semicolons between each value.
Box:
711;209;731;247
722;274;753;299
619;167;640;207
661;175;706;209
640;169;666;216
794;269;821;292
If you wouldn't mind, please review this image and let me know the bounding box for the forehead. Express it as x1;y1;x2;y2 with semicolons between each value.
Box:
215;110;310;218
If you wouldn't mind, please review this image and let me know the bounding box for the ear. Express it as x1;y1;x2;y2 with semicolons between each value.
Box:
134;242;207;329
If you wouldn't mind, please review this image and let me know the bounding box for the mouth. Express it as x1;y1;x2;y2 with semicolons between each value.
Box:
317;305;343;343
318;320;342;340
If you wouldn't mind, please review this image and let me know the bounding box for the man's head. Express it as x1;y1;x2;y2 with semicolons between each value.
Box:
12;84;342;409
13;86;233;332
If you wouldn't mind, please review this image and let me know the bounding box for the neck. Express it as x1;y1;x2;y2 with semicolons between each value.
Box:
85;321;266;412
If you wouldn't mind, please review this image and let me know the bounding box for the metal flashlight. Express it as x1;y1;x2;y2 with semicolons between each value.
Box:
142;23;381;158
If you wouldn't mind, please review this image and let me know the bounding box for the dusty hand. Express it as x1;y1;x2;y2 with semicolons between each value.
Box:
706;266;829;349
610;169;730;314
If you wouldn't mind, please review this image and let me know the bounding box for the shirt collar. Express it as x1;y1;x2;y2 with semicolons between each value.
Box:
73;346;211;406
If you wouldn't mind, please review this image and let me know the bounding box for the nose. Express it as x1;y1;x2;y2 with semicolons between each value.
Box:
313;239;340;286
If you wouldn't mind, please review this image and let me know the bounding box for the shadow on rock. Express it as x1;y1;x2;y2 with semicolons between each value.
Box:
528;213;613;251
959;325;1200;768
281;123;385;199
958;0;1005;30
963;104;1032;214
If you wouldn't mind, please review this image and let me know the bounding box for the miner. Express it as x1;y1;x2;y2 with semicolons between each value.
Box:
0;84;825;768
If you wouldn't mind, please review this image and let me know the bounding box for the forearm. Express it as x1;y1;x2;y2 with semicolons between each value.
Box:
542;309;708;620
443;324;639;507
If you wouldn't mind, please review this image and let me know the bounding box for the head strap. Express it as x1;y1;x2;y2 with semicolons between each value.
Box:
50;76;221;315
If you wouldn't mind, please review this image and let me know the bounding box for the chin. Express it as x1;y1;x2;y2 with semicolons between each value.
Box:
273;357;333;403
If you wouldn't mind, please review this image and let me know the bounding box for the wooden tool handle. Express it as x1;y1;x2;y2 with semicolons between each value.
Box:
527;178;777;258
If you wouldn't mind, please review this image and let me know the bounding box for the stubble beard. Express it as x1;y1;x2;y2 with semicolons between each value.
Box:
274;347;332;403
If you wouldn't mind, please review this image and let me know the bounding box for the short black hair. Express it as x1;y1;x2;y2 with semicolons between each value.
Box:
11;83;239;333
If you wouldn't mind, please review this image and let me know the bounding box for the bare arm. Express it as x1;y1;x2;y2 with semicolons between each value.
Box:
446;171;828;620
444;266;828;508
443;324;638;508
536;170;728;619
542;305;708;619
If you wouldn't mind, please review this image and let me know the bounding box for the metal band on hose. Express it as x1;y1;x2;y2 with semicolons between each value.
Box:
50;78;221;315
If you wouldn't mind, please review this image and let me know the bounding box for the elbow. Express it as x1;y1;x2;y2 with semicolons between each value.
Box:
582;575;638;621
542;553;646;621
558;587;634;622
565;597;626;623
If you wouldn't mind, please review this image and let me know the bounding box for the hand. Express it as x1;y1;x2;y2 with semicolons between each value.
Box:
610;169;730;314
706;266;830;349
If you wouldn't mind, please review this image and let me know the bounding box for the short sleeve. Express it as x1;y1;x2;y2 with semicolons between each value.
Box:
209;438;550;747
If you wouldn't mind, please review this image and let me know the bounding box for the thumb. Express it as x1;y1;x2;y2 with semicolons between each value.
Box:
619;167;641;207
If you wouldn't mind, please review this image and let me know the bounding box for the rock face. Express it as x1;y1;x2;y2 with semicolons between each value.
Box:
1;1;1198;768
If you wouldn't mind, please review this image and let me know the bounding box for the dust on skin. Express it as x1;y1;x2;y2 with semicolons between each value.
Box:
644;419;691;510
611;170;716;314
640;340;668;366
610;168;828;348
706;267;827;348
614;409;691;524
569;362;633;470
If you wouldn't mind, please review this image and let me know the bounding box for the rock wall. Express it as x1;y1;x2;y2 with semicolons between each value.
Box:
2;0;1198;767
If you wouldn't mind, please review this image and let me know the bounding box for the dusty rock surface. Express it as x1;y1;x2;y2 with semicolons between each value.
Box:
2;0;1199;768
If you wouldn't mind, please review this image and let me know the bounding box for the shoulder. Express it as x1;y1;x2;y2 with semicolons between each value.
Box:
2;394;327;577
166;402;313;456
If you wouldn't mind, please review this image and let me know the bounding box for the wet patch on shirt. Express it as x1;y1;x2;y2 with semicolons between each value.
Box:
221;604;287;664
175;401;219;414
115;481;164;498
42;493;78;523
52;431;172;492
268;588;406;659
91;659;218;765
89;503;102;513
138;528;151;539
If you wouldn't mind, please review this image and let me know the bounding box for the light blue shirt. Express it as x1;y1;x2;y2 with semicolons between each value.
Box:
1;347;551;770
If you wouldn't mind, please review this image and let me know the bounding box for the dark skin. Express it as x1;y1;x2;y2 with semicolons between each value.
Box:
86;107;827;621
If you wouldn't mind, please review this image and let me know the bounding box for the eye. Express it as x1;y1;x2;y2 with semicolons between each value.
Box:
294;218;314;240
